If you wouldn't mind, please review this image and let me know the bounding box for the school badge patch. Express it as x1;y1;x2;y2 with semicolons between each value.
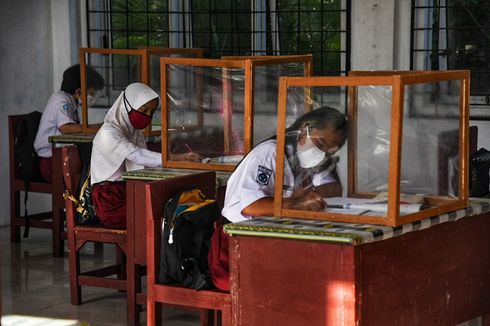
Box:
256;165;272;185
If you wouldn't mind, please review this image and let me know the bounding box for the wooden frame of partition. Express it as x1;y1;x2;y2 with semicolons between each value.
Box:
79;47;202;135
273;70;470;227
160;55;313;172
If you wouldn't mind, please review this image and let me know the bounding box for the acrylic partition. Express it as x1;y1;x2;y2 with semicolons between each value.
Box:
273;71;470;227
160;55;313;171
79;47;202;135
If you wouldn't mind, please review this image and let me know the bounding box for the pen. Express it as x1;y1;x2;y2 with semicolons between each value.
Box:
185;143;193;153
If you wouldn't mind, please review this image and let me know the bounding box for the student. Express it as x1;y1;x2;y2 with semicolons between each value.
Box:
90;82;200;228
222;106;348;223
208;106;348;291
34;64;104;183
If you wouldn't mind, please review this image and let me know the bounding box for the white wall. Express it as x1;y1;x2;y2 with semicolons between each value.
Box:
0;0;78;226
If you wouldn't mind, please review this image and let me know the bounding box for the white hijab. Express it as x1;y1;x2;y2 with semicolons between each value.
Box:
91;83;159;184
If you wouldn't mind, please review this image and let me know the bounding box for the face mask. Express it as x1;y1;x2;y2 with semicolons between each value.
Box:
87;94;96;107
124;92;152;129
296;126;326;168
128;109;152;129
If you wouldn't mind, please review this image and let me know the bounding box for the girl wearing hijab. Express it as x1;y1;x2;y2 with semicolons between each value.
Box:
90;82;199;228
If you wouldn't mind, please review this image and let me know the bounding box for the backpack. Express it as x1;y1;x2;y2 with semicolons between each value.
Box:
15;111;44;184
469;148;490;197
75;143;99;225
159;188;219;290
63;143;99;225
14;111;44;237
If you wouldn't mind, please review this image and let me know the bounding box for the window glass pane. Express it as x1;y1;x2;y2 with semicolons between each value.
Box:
412;1;490;105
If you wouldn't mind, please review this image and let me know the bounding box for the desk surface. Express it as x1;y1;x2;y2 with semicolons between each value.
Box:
225;198;490;245
122;167;231;187
49;133;161;144
49;133;95;144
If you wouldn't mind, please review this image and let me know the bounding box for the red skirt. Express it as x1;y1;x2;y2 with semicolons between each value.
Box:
92;181;127;228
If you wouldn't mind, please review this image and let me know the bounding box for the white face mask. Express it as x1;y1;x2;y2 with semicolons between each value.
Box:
296;126;326;168
87;94;96;107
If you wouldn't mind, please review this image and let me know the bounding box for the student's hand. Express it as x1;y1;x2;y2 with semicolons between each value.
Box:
171;152;202;162
284;188;325;211
59;123;82;134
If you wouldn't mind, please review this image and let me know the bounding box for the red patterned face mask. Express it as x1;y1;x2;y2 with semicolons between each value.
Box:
124;92;152;129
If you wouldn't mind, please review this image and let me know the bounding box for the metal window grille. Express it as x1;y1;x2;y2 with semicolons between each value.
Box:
411;0;490;108
86;0;350;76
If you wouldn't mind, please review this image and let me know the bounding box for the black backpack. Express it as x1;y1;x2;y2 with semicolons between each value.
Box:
15;111;44;184
469;148;490;197
14;111;44;237
159;188;219;290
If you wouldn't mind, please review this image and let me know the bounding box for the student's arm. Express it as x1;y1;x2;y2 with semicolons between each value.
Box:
241;189;325;217
314;181;342;197
59;123;82;134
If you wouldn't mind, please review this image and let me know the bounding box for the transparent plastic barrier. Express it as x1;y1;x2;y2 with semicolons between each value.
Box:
166;64;245;163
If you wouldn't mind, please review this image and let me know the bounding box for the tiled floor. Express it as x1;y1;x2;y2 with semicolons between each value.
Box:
0;226;200;325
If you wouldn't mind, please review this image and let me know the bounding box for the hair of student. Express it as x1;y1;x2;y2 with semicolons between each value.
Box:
60;64;105;95
286;106;348;135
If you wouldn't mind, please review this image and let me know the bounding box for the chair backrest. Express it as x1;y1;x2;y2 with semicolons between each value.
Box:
145;171;216;292
61;145;83;229
62;145;82;194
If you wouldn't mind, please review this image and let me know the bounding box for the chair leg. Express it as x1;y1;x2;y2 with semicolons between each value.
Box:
10;190;20;243
116;246;126;280
221;307;232;326
52;206;64;257
127;261;142;326
69;248;82;305
200;309;215;326
147;300;161;326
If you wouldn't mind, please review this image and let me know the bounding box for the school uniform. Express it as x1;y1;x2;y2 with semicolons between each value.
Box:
222;139;336;223
90;83;161;228
34;91;79;182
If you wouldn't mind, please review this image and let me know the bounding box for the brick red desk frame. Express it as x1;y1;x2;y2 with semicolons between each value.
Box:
51;146;67;257
229;213;490;325
126;180;148;326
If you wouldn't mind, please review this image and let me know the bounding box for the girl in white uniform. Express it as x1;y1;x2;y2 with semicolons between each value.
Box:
222;106;348;223
90;83;200;228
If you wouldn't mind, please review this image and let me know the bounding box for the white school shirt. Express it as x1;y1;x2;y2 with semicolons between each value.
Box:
222;139;336;223
34;91;79;158
91;83;160;184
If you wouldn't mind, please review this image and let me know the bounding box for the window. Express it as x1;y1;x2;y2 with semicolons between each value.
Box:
86;0;350;76
411;0;490;108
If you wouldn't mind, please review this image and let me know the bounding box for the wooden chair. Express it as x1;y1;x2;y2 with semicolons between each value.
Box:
61;145;129;304
145;172;232;326
8;114;64;255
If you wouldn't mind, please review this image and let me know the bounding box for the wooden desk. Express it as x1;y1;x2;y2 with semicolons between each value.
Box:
225;199;490;326
124;167;231;325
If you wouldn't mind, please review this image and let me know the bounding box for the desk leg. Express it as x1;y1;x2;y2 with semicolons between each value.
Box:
126;180;141;326
51;147;65;257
